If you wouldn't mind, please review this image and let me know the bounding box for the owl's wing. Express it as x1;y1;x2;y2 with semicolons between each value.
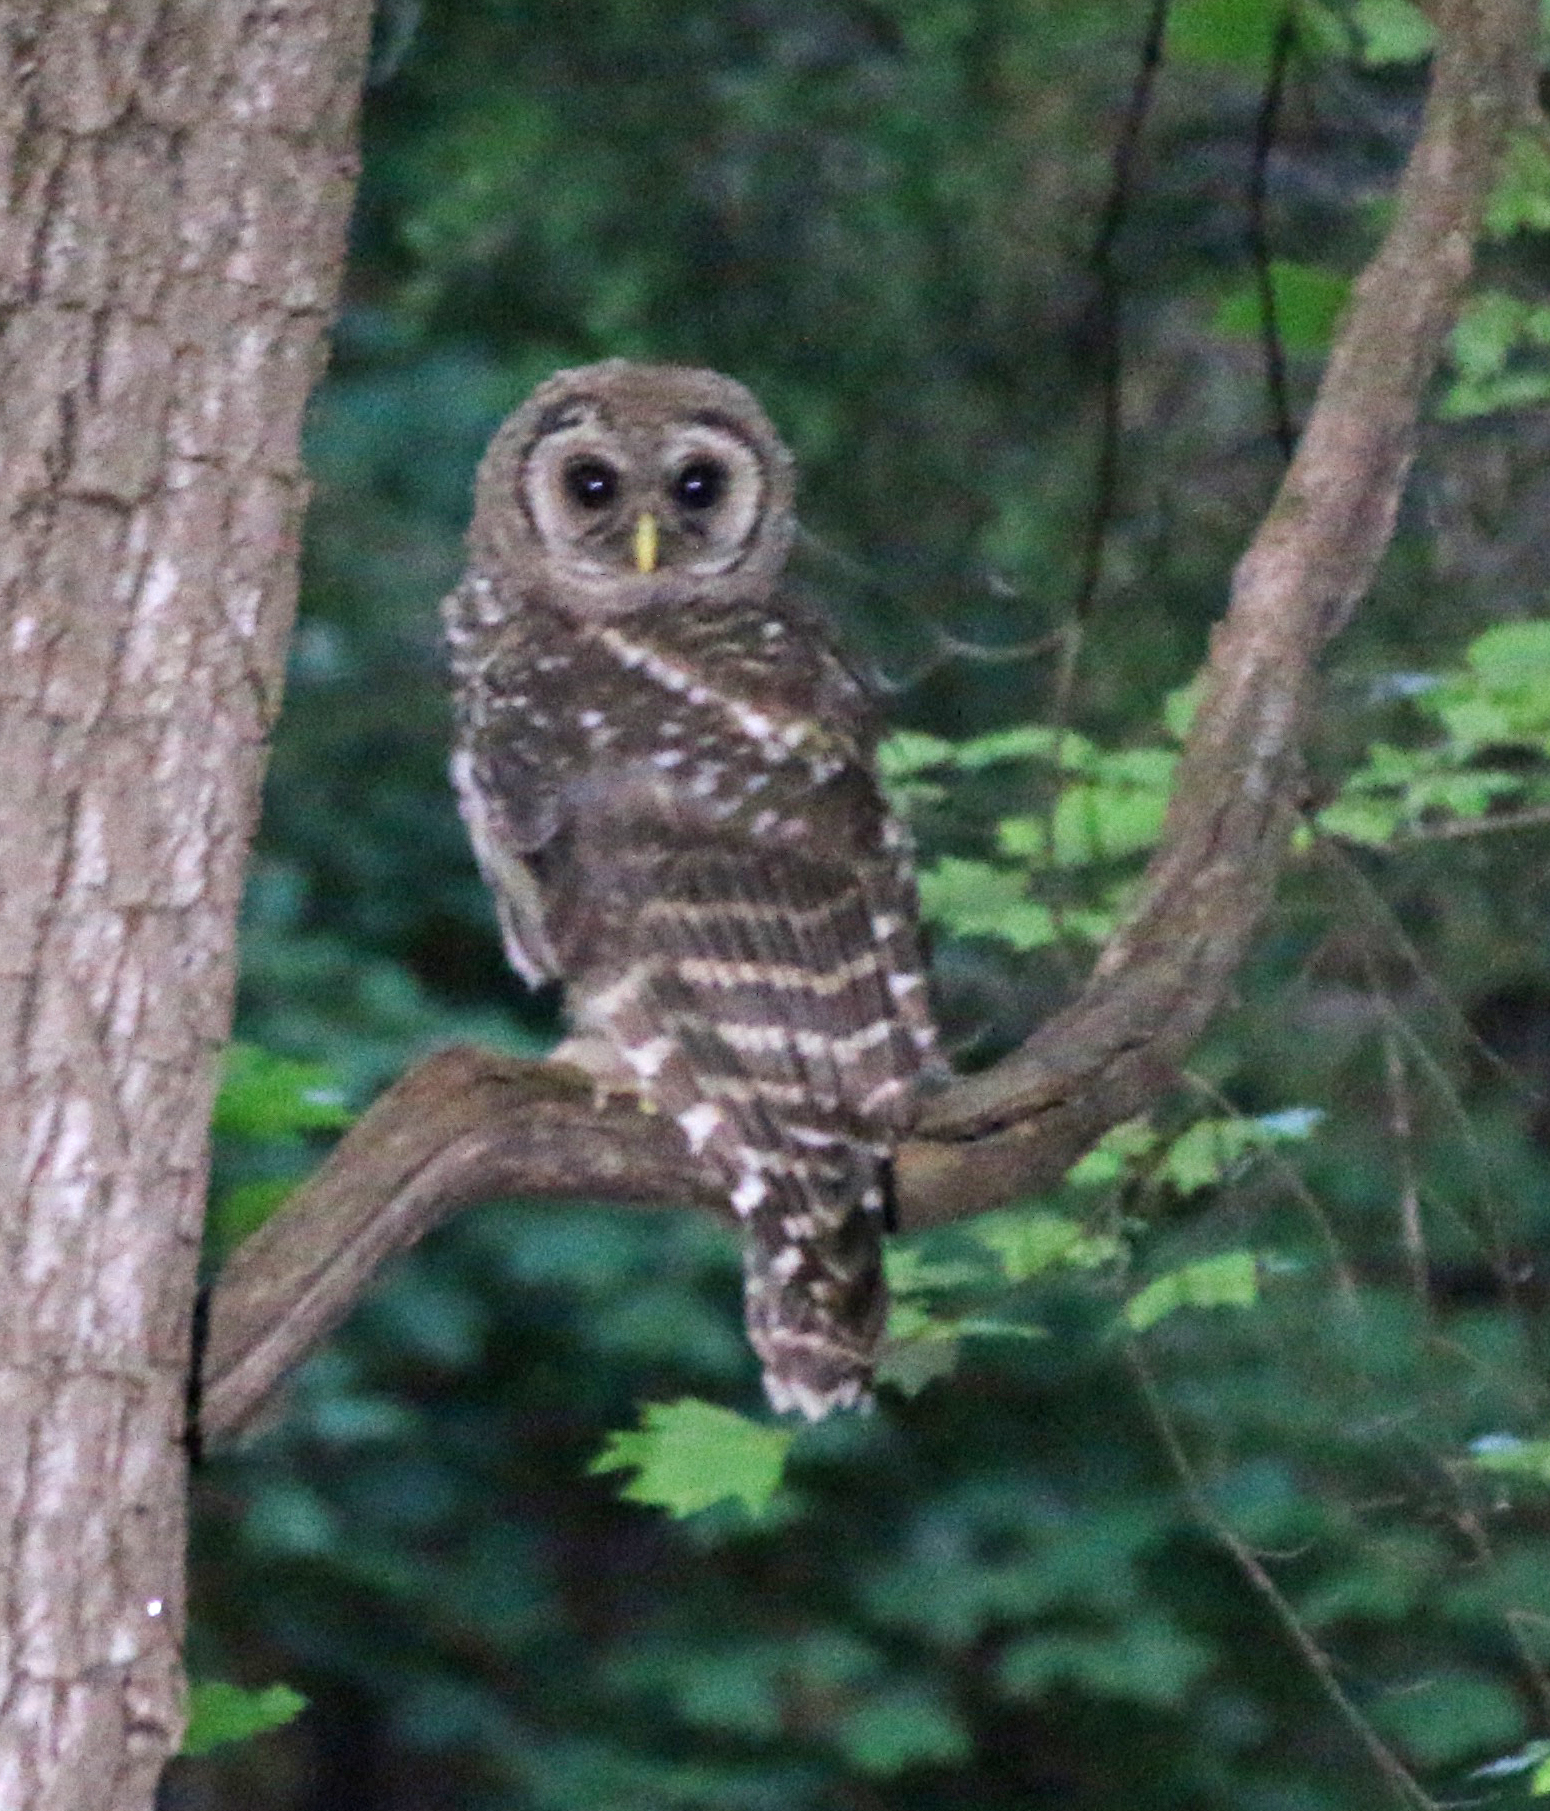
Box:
452;726;568;992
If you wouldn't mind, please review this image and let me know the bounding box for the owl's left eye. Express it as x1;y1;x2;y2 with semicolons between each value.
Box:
672;459;726;511
563;458;620;509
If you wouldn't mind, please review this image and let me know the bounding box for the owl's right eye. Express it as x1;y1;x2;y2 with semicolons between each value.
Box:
563;458;620;509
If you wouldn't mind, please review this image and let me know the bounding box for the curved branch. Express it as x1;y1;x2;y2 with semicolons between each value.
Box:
201;0;1536;1445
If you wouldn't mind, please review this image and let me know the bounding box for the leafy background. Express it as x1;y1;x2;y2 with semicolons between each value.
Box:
166;2;1550;1807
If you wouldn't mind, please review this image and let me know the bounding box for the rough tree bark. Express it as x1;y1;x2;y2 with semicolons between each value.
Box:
0;7;372;1811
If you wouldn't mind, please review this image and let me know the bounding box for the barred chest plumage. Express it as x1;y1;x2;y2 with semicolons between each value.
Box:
451;575;884;852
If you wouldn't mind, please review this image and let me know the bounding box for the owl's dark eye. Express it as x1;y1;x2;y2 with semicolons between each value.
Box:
672;459;726;511
563;458;619;509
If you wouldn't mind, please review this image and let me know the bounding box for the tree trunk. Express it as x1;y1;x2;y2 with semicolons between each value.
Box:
0;7;371;1809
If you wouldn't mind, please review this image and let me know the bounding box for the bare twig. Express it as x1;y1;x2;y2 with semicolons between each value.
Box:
1249;8;1299;461
1129;1350;1442;1811
200;0;1536;1446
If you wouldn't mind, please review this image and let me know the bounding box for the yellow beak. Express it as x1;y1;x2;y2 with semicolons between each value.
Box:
633;511;659;575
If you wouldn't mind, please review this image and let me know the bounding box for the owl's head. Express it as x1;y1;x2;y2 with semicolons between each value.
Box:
472;360;797;611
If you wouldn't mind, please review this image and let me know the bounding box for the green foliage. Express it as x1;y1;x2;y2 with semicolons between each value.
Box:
1484;128;1550;238
182;1682;308;1758
1470;1436;1550;1488
1166;0;1289;71
589;1400;796;1519
1443;288;1550;419
1319;620;1550;842
1214;260;1352;354
213;1044;352;1141
899;618;1550;967
1123;1251;1261;1333
1344;0;1436;64
971;1209;1123;1280
1168;0;1434;73
999;1614;1214;1707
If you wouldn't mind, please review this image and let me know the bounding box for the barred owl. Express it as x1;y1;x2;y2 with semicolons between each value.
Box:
444;359;940;1418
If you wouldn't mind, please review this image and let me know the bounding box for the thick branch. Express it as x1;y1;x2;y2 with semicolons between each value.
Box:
201;0;1536;1445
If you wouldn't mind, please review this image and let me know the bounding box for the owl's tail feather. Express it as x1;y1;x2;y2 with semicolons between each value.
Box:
583;847;925;1418
737;1140;891;1420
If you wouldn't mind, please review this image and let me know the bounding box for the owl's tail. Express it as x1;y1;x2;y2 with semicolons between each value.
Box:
735;1137;891;1420
580;845;924;1419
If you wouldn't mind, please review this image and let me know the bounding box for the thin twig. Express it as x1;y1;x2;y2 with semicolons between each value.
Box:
1055;0;1171;729
1250;10;1299;461
1129;1349;1443;1811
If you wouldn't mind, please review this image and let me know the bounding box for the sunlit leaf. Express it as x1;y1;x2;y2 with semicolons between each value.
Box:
589;1399;794;1518
1123;1252;1260;1333
1350;0;1436;64
182;1681;308;1757
1470;1435;1550;1487
1159;1110;1320;1195
974;1210;1124;1282
1066;1118;1159;1187
877;729;957;778
214;1043;352;1140
916;857;1058;949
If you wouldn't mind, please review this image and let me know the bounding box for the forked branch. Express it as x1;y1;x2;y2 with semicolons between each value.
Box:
201;0;1537;1444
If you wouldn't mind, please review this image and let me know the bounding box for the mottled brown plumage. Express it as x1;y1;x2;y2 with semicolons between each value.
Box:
444;359;940;1417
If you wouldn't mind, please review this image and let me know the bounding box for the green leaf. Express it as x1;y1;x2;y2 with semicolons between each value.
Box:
884;1246;989;1297
210;1177;296;1247
1158;1110;1319;1195
1443;291;1550;418
589;1399;794;1518
1429;691;1518;752
1441;368;1550;421
1168;0;1284;69
1371;1671;1524;1772
950;725;1087;770
1214;261;1351;355
1350;0;1436;64
877;730;956;778
1317;794;1406;846
1051;777;1171;866
1466;619;1550;686
916;858;1057;949
1469;1435;1550;1487
999;1615;1214;1707
1123;1251;1260;1333
213;1043;352;1140
974;1211;1124;1282
876;1326;965;1397
1484;128;1550;237
1095;746;1178;789
1450;290;1529;381
831;1686;971;1775
1163;679;1202;741
1066;1118;1159;1187
182;1681;308;1757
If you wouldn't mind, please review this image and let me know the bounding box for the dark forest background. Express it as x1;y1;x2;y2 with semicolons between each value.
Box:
168;2;1550;1806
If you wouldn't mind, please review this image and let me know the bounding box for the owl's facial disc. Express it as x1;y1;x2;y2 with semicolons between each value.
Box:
525;404;770;588
656;421;766;576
